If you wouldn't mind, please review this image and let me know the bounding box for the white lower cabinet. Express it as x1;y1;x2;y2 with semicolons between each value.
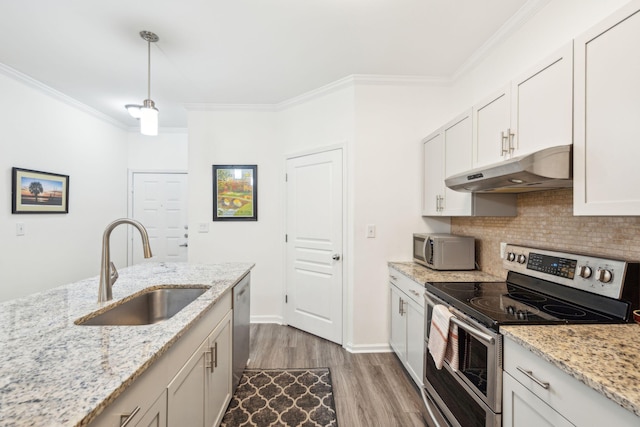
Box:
90;291;235;427
503;372;574;427
168;311;232;427
503;336;639;427
135;391;168;427
389;267;424;387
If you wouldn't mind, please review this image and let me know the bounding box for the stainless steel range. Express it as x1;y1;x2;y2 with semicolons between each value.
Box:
422;244;640;427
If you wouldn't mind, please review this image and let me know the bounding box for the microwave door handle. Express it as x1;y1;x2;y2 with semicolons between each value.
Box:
449;317;495;346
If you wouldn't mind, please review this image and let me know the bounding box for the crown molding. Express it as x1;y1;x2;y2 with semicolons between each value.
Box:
0;62;128;130
452;0;552;81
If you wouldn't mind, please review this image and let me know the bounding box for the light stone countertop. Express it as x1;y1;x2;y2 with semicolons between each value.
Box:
502;324;640;418
388;261;502;284
390;261;640;419
0;261;254;427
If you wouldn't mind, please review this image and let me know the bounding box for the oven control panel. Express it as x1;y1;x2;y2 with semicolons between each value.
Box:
503;244;628;299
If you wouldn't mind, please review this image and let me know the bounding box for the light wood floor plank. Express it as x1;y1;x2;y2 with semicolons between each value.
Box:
248;324;432;427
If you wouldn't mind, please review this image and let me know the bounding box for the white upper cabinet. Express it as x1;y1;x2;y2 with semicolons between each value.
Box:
423;110;516;217
511;43;573;157
574;0;640;215
473;85;512;167
443;111;474;216
423;110;473;216
472;44;574;168
422;130;444;216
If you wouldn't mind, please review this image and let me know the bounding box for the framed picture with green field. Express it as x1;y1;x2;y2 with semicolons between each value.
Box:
12;167;69;214
212;165;257;221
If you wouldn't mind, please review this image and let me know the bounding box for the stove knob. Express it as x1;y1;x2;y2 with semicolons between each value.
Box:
507;252;516;262
596;268;613;283
578;265;593;279
517;254;527;264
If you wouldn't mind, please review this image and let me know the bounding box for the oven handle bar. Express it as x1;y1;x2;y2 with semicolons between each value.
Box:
424;292;495;346
449;316;495;346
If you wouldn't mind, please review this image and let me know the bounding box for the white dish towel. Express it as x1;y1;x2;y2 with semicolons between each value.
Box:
427;304;459;371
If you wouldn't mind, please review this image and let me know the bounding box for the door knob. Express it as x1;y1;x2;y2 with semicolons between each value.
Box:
179;243;188;247
332;254;341;261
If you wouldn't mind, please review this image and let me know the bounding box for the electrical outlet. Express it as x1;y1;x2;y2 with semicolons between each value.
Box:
366;224;376;238
500;242;507;259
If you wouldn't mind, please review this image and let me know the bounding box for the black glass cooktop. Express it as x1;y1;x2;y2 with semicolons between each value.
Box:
424;277;626;330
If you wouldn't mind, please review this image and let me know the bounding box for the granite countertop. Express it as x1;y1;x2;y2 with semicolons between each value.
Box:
388;261;502;284
502;324;640;418
0;261;254;427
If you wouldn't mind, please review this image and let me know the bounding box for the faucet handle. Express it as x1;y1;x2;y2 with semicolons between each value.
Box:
109;261;119;285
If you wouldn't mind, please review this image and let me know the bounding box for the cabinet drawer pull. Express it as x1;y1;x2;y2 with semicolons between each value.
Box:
213;342;218;369
119;406;141;427
516;366;550;389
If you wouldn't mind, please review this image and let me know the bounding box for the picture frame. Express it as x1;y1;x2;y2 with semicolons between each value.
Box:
212;165;257;221
12;167;69;214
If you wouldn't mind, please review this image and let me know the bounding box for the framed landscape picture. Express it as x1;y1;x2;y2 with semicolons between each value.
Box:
12;167;69;214
212;165;257;221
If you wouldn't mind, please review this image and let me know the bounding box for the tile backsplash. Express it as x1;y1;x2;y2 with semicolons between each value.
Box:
451;189;640;278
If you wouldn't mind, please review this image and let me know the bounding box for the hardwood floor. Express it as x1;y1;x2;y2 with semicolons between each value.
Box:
248;324;433;427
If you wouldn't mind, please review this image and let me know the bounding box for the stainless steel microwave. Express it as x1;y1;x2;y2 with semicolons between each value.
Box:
413;233;475;270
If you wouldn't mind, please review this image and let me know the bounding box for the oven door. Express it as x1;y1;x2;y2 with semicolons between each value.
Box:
423;292;502;427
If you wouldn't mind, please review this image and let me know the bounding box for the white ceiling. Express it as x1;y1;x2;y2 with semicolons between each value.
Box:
0;0;535;129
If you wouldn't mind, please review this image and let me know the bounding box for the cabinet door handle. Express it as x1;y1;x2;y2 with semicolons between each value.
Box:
516;366;550;389
501;131;509;155
213;342;218;369
508;128;516;153
119;406;141;427
390;275;398;281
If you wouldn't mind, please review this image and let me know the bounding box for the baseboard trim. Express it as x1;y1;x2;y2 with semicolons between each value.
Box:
250;315;284;324
343;342;392;354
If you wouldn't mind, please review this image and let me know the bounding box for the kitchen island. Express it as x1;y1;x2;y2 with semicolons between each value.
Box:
0;262;253;426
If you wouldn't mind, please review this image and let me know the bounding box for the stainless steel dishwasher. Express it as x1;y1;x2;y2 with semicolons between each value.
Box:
232;273;250;391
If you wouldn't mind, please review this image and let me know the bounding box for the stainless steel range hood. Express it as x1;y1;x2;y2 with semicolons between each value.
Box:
445;145;572;193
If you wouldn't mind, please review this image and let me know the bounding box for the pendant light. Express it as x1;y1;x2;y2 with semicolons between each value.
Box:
125;31;159;136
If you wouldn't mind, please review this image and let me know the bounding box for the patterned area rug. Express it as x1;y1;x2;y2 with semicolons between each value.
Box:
221;368;338;427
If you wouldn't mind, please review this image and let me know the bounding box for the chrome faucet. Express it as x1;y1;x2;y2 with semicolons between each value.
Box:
98;218;153;303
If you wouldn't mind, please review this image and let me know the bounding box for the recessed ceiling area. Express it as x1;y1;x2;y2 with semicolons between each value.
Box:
0;0;534;128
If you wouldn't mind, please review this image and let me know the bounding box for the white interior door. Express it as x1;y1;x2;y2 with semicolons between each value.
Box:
285;149;343;344
131;172;188;264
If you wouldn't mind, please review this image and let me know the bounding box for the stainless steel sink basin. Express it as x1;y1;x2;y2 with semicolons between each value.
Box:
76;286;208;326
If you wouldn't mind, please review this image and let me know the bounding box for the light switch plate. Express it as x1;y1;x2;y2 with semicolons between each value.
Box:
16;223;25;236
366;224;376;238
198;223;209;233
500;242;507;259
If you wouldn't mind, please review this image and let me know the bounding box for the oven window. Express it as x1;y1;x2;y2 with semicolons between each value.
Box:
457;328;489;396
425;353;487;427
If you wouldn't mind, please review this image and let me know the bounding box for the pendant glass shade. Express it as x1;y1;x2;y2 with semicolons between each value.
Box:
140;99;158;136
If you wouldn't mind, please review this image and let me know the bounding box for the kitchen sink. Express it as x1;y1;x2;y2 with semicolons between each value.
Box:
76;286;209;326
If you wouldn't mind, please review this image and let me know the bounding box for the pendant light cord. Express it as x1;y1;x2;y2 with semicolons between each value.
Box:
147;38;151;100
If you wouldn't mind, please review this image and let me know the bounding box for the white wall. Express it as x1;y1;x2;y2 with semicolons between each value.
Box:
187;80;452;349
450;0;631;111
0;72;129;302
350;82;451;349
127;129;188;171
187;109;283;323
